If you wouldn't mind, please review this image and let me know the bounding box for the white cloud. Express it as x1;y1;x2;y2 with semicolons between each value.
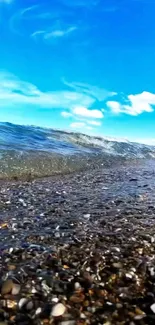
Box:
70;122;86;128
87;120;101;126
70;122;94;130
61;111;72;117
107;91;155;116
106;101;121;114
72;106;103;118
0;71;111;118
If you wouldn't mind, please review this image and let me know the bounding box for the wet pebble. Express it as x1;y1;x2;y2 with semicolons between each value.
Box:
12;283;21;295
1;279;13;295
51;303;66;317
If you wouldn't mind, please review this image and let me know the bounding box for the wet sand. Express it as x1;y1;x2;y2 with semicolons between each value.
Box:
0;160;155;324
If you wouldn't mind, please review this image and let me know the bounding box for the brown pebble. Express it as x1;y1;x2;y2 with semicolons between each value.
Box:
8;265;16;271
70;294;85;303
1;279;13;295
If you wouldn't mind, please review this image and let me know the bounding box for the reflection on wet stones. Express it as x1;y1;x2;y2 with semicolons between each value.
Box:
0;162;155;323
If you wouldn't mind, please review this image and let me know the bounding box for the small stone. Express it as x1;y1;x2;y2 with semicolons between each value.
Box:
125;273;133;279
69;294;85;303
83;214;90;219
12;284;21;295
55;232;60;238
80;313;87;319
8;264;16;271
35;307;42;315
18;298;28;309
52;297;59;303
150;303;155;313
26;301;34;310
51;303;66;317
74;282;81;290
1;279;13;295
116;303;123;309
113;262;122;269
134;315;145;320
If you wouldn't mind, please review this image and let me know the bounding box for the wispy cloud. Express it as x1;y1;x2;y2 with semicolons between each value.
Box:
45;26;77;39
87;120;101;126
9;2;79;41
63;79;116;101
107;91;155;116
31;26;77;41
61;111;73;117
70;122;93;130
70;122;86;128
0;71;111;117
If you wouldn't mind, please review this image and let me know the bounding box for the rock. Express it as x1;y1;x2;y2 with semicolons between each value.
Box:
35;307;42;315
69;293;85;303
150;303;155;313
83;214;90;220
112;262;123;269
18;298;28;309
26;301;34;310
74;282;81;290
51;303;66;317
1;279;13;295
12;283;21;295
8;264;16;271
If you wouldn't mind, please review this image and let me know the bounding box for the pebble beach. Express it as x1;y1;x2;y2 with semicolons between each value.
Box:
0;160;155;324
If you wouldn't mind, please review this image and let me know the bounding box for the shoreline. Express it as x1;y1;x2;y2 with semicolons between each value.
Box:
0;157;150;183
0;161;155;324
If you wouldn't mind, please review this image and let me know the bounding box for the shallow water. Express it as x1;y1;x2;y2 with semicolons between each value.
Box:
0;159;154;249
0;122;155;179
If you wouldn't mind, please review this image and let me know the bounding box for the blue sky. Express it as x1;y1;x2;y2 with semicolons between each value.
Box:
0;0;155;144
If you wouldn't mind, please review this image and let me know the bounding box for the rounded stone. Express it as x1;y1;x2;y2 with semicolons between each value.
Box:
18;298;28;309
1;279;13;295
51;303;66;317
12;284;21;295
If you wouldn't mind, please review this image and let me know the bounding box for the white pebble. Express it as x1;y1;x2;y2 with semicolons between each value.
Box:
31;287;37;294
19;198;27;207
52;297;59;303
83;214;90;219
18;298;28;309
126;273;133;279
134;315;145;320
35;307;42;315
150;303;155;313
80;313;86;319
74;282;81;290
51;303;66;317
